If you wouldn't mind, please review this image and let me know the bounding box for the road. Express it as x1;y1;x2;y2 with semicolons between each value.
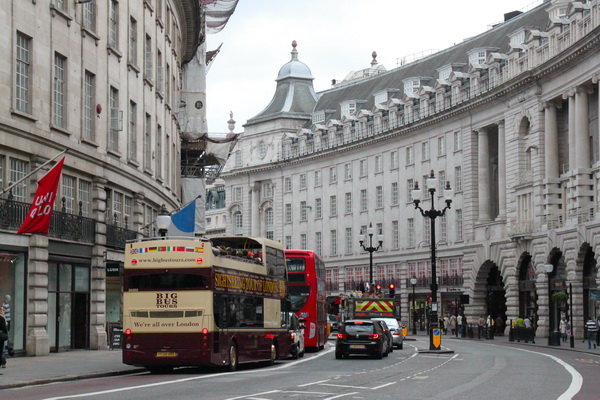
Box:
6;337;599;400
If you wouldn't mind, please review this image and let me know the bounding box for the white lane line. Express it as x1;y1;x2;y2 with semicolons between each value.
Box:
227;390;280;400
323;392;360;400
371;382;396;389
42;347;336;400
297;379;330;387
319;383;370;389
498;346;582;400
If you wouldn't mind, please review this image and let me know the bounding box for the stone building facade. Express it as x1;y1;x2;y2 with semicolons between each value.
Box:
220;1;600;338
0;0;203;355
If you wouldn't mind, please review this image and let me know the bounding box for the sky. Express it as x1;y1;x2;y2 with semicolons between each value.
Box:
205;0;544;133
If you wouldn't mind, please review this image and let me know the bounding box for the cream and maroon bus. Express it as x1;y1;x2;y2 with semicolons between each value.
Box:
122;236;290;372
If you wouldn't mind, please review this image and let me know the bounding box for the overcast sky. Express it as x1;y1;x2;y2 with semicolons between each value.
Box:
205;0;543;133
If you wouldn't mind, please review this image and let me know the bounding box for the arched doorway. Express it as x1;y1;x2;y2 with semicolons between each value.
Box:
582;247;598;322
518;254;537;328
486;265;507;323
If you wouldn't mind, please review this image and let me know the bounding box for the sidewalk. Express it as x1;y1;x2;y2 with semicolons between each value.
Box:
1;332;598;390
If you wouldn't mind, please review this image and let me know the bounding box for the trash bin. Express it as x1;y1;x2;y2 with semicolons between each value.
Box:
550;331;561;346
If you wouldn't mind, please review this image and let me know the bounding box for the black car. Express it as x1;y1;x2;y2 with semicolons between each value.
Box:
373;319;393;354
335;319;389;359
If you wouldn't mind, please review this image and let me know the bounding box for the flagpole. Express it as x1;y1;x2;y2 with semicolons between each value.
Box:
0;149;69;197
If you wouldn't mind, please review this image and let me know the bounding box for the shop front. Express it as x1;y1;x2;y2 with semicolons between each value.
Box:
0;250;26;354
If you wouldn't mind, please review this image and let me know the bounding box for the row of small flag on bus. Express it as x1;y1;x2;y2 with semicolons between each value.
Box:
129;246;205;254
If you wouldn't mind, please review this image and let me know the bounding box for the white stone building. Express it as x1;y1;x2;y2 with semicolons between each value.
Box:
220;1;600;339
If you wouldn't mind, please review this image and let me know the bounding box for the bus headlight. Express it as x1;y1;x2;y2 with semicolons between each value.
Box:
125;343;132;349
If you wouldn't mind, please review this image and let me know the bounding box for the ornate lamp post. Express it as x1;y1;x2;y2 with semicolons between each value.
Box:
543;263;554;346
411;171;453;351
358;223;383;293
411;277;418;335
568;282;574;348
156;204;171;238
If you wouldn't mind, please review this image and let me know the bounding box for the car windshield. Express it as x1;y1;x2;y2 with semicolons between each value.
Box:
344;323;374;335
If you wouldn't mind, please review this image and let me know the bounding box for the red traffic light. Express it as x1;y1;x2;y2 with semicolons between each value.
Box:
375;284;381;290
389;283;395;289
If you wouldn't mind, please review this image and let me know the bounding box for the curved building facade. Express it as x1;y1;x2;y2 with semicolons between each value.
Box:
0;1;203;355
222;0;600;339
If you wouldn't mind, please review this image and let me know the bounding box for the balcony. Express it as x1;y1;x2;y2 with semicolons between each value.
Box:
105;214;138;249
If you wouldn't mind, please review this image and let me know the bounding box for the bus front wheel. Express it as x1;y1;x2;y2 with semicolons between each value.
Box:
227;343;238;372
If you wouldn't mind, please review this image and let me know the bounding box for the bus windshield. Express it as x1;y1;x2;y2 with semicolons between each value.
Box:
289;285;310;312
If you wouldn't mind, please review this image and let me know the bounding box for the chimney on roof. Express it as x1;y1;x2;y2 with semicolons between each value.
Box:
504;11;522;22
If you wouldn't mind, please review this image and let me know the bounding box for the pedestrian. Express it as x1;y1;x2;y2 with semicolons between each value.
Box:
462;314;468;337
478;315;485;339
449;314;457;335
0;309;8;370
495;315;504;335
443;315;449;335
1;295;10;333
559;317;568;342
457;314;463;337
585;318;598;349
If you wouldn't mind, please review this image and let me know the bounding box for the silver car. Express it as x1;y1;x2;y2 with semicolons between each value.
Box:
372;318;403;349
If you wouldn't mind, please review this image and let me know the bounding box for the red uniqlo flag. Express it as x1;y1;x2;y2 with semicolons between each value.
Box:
17;157;66;235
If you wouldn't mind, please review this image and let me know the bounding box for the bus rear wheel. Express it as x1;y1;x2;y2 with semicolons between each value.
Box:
227;343;238;372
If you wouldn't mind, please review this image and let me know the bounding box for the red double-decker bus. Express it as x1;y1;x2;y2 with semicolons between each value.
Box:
285;250;327;351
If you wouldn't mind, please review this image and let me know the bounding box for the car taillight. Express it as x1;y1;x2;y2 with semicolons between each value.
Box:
337;333;347;339
368;334;380;339
290;332;296;340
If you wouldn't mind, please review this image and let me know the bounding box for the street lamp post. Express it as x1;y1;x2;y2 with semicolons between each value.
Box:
543;263;554;346
156;204;171;237
411;171;453;351
358;223;383;294
411;277;418;335
568;282;574;348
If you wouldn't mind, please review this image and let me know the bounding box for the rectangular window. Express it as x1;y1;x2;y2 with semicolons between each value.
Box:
390;151;399;169
83;71;95;141
61;175;76;214
109;0;119;48
156;124;162;177
440;215;447;242
407;179;414;202
314;170;322;187
299;173;307;189
78;180;91;217
262;182;273;198
145;34;153;80
422;141;430;161
83;2;95;31
456;209;463;241
285;236;292;250
391;182;399;205
329;166;337;183
455;166;462;192
10;158;28;202
345;228;353;254
128;101;137;161
156;50;163;93
360;189;367;211
392;220;399;249
112;191;123;225
315;232;322;256
408;218;415;247
15;32;32;113
129;17;137;66
439;170;446;192
453;131;462;151
330;230;337;256
344;163;352;180
301;234;307;250
330;195;337;217
376;186;383;208
285;204;292;223
344;192;352;214
53;53;67;128
359;159;367;176
315;198;322;219
375;155;383;173
438;136;446;156
406;146;414;165
234;212;243;234
54;0;65;11
109;86;119;152
144;113;151;169
233;187;242;201
300;201;307;221
284;177;292;192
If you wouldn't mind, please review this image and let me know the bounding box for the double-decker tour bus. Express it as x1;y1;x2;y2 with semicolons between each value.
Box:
285;249;327;351
122;236;289;372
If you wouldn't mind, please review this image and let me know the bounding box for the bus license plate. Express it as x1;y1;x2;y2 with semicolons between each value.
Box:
156;352;178;357
349;345;365;349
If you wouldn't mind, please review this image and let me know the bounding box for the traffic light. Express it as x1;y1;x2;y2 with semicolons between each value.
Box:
389;283;396;298
375;284;381;294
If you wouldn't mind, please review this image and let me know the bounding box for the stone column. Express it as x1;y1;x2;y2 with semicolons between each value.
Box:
502;259;519;335
497;121;506;220
535;265;551;338
250;183;260;236
544;101;560;179
26;234;50;356
478;128;491;221
89;178;108;350
566;91;576;172
399;262;409;328
575;86;590;170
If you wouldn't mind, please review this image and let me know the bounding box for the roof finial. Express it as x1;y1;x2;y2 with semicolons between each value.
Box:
371;51;378;67
291;40;298;61
227;111;236;133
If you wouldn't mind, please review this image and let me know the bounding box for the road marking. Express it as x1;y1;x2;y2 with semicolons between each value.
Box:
297;379;330;387
323;392;359;400
319;383;370;389
493;345;582;400
371;382;396;389
412;376;429;380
